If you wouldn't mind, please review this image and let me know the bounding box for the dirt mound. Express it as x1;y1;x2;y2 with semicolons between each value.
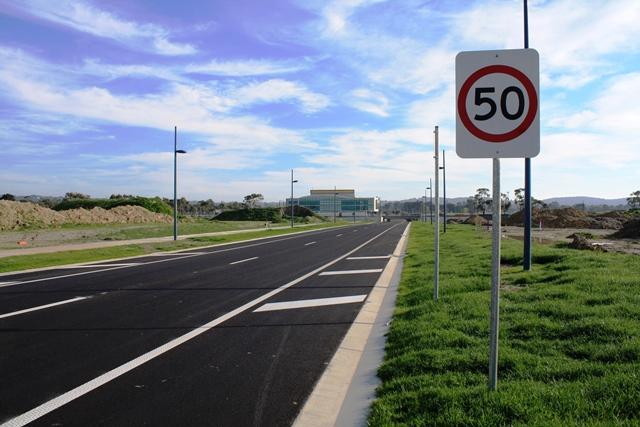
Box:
463;215;489;225
612;218;640;239
506;208;624;229
0;200;171;231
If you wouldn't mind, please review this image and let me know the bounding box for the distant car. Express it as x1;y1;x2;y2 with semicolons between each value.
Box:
406;218;412;222
385;217;391;222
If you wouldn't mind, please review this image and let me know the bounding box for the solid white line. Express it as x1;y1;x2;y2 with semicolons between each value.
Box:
254;295;367;312
336;234;343;237
319;269;383;276
148;252;207;256
60;263;142;269
0;226;354;288
346;256;391;260
0;223;400;427
0;282;20;288
304;241;317;246
229;256;259;265
0;296;89;320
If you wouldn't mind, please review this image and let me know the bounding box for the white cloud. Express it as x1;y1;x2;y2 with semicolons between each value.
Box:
185;59;310;76
347;88;389;116
20;0;197;55
232;79;330;114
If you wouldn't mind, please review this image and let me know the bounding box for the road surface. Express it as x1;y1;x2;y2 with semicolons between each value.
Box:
0;221;407;426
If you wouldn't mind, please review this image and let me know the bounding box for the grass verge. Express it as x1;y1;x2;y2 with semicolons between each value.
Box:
369;223;640;426
0;222;349;273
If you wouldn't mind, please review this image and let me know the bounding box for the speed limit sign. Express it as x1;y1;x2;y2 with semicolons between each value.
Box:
456;49;539;158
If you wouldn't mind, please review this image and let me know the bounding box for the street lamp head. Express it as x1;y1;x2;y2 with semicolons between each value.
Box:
292;179;298;183
175;149;187;154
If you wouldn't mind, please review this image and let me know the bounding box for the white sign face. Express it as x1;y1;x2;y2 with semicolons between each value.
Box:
456;49;539;158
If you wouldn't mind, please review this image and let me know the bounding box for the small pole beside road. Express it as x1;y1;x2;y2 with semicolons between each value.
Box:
173;126;187;241
290;170;298;228
488;158;501;390
523;0;532;271
429;178;433;224
434;126;440;302
440;150;447;233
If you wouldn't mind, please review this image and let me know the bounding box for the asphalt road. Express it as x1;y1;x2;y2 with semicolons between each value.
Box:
0;220;407;426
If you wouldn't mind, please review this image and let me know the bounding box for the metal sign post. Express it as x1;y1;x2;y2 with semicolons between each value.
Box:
434;126;440;302
456;48;539;390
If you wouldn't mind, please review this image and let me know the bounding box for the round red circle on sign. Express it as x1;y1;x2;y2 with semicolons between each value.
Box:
457;64;538;143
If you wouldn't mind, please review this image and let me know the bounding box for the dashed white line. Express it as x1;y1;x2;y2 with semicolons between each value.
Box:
254;295;367;312
229;256;259;265
352;230;358;232
346;255;392;260
336;234;343;237
0;296;89;320
304;241;317;246
319;269;383;276
0;223;401;427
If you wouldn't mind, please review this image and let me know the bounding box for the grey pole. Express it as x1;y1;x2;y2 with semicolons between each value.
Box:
290;169;295;228
333;185;337;223
424;188;427;222
173;126;177;241
440;150;447;233
429;178;433;225
489;158;502;390
434;126;440;302
523;0;532;271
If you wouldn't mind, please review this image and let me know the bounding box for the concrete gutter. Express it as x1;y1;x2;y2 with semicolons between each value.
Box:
293;222;410;427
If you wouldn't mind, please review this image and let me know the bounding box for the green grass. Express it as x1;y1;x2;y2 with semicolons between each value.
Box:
369;223;640;426
0;222;349;273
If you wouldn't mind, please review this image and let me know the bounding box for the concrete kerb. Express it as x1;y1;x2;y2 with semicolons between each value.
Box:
293;222;410;427
0;223;355;278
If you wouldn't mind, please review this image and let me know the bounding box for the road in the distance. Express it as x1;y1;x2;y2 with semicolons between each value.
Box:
0;221;407;426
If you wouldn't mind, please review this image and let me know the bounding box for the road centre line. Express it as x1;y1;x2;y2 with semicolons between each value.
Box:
0;225;367;288
346;255;391;260
0;223;401;427
304;241;317;246
254;295;367;312
229;256;259;265
319;269;383;276
0;296;89;320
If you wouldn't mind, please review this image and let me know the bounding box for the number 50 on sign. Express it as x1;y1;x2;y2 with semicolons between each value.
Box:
456;49;540;159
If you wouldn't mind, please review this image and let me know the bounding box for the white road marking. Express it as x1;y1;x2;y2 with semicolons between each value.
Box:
229;256;259;265
352;230;358;232
0;227;351;288
0;296;89;320
60;263;142;269
148;252;207;256
346;255;391;260
336;234;343;237
304;241;317;246
1;224;401;427
254;295;367;312
0;282;20;288
319;269;383;276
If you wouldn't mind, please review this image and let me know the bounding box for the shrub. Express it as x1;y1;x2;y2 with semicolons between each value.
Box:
214;208;282;222
53;197;172;215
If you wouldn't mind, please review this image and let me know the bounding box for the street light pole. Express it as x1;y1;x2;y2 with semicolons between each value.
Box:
429;178;433;225
333;186;337;223
173;126;187;241
440;150;447;233
290;169;298;228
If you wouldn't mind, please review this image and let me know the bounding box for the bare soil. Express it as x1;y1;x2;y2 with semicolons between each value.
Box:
503;226;640;255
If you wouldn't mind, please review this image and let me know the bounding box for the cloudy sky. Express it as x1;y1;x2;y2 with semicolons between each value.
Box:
1;0;639;202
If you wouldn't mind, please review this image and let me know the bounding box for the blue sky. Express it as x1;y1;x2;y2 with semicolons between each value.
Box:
1;0;639;202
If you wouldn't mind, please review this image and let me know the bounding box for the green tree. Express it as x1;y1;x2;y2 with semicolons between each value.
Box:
501;193;511;212
243;193;264;208
474;188;490;215
514;188;525;210
64;192;90;200
627;191;640;209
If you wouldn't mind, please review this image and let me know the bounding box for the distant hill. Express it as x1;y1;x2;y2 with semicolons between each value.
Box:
543;196;627;206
